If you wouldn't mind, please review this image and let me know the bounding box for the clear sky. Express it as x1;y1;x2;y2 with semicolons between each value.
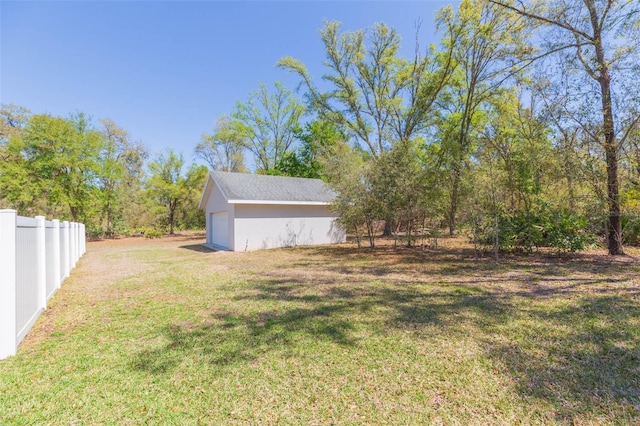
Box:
1;1;456;164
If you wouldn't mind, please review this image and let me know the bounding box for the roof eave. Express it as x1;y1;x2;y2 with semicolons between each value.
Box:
200;172;233;210
228;200;333;206
197;174;214;210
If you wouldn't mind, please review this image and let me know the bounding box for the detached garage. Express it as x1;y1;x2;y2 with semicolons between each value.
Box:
198;171;346;251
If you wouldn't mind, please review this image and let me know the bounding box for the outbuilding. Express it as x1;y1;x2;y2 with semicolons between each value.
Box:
198;171;346;251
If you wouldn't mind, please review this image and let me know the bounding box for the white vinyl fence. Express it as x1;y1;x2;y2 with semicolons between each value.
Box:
0;210;86;359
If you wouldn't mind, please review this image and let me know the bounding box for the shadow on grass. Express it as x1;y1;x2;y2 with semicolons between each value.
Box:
131;243;640;419
131;278;512;375
483;294;640;422
298;244;640;297
179;244;217;253
131;301;356;374
171;232;206;240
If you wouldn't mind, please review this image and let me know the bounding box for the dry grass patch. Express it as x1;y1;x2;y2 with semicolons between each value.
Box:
1;233;639;425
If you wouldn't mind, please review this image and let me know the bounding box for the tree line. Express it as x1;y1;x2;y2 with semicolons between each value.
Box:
0;106;207;237
2;0;639;255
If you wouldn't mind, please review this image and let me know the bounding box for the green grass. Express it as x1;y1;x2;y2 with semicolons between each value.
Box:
1;235;639;425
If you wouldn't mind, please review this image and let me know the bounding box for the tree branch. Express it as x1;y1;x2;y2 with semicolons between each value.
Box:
488;0;594;42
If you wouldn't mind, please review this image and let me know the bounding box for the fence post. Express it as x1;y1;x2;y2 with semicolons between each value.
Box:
0;210;17;358
36;216;47;310
62;221;70;280
75;222;79;264
53;219;61;289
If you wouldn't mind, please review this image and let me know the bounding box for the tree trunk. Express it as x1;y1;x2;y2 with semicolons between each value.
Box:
566;168;575;213
69;205;79;222
169;204;176;235
382;220;392;237
106;201;112;238
366;220;375;248
591;10;623;255
449;165;461;235
601;85;623;254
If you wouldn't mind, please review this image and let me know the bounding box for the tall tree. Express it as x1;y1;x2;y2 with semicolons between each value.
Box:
479;90;552;214
272;120;345;179
489;0;640;254
195;116;246;172
280;20;457;236
0;104;30;145
147;149;190;235
97;119;147;236
177;164;209;230
0;113;102;222
0;105;31;208
232;82;304;172
436;0;530;234
279;20;457;157
535;75;607;219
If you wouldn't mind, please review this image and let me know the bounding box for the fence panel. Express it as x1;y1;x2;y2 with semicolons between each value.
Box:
15;216;41;343
70;222;76;267
80;224;86;254
45;221;57;299
60;221;69;281
0;210;86;359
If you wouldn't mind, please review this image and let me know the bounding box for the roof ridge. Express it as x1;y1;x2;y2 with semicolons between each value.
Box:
209;170;336;203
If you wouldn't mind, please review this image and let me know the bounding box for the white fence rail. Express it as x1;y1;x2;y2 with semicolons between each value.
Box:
0;210;86;359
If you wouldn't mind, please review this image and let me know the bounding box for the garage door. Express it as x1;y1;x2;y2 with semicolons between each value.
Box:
212;211;229;248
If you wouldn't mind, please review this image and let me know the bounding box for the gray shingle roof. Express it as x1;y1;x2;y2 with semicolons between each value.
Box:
211;171;337;203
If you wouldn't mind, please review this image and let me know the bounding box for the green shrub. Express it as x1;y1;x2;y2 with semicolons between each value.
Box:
622;213;640;246
544;212;595;252
479;208;595;253
87;226;105;240
143;228;163;239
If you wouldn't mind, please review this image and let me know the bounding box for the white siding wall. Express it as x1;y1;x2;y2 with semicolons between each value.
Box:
233;204;345;251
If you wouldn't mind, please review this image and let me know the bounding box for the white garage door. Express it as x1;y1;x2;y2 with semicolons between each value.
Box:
212;211;229;248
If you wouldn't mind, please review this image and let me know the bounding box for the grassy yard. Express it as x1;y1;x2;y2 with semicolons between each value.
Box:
1;234;639;425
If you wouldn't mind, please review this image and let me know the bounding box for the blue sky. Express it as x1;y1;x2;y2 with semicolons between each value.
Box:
2;1;456;164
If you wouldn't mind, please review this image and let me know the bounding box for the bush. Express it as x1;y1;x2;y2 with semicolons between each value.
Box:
143;228;163;239
544;212;595;252
479;208;595;253
87;226;106;240
622;213;640;246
